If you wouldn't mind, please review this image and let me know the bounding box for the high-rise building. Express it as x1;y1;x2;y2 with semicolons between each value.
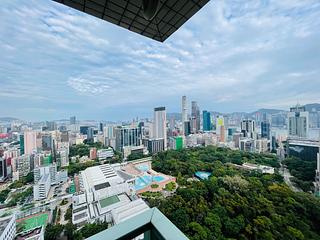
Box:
191;101;200;133
80;126;89;135
181;96;188;134
42;134;53;151
57;148;69;167
0;158;7;182
216;115;224;135
19;134;24;155
220;125;225;143
24;131;37;155
153;107;167;149
261;121;271;139
115;126;141;151
46;121;57;131
14;155;31;178
184;121;191;136
288;104;309;138
104;125;116;147
203;110;211;131
241;120;256;139
99;122;104;132
60;130;69;142
146;139;165;154
70;116;76;125
87;127;94;141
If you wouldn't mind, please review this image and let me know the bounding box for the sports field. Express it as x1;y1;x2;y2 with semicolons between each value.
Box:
18;213;49;231
99;195;120;208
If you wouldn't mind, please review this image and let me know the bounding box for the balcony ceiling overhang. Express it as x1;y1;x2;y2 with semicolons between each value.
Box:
53;0;210;42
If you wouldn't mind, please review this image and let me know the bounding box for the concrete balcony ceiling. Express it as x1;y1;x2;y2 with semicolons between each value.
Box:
53;0;210;42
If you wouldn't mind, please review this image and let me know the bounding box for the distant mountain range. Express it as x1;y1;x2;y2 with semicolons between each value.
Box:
167;103;320;120
1;103;319;123
0;117;20;122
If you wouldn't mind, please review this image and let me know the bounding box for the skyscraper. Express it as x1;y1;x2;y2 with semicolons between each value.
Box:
241;120;256;139
181;96;188;134
216;115;224;135
42;134;53;151
87;127;94;141
203;110;211;131
24;131;37;155
191;101;200;133
70;116;76;125
261;121;271;139
46;121;57;131
99;122;104;132
153;107;167;149
288;104;309;138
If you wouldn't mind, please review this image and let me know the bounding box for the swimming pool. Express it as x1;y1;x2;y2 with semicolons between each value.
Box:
195;171;212;180
134;174;166;190
153;175;165;182
136;164;149;172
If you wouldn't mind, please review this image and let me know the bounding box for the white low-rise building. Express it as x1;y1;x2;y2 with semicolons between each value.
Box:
72;164;149;227
97;148;114;160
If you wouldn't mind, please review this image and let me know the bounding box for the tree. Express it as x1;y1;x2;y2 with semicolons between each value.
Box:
187;222;208;240
25;172;34;183
127;152;144;161
65;207;72;221
45;224;64;240
79;222;109;238
64;222;80;240
149;146;320;240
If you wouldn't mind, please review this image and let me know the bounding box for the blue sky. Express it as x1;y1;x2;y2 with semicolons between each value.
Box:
1;0;320;121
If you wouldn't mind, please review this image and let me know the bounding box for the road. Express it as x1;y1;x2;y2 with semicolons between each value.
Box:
282;167;302;192
277;142;302;192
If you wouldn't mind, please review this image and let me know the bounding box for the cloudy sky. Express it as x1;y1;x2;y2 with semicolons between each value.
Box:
1;0;319;121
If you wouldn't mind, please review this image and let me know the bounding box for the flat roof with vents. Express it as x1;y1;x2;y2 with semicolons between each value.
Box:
94;182;111;190
53;0;210;42
80;164;130;191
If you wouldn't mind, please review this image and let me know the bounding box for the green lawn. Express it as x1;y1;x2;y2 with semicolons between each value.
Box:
99;195;120;208
19;213;48;231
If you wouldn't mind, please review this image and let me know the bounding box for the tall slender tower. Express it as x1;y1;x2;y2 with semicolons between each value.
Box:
24;131;37;155
154;107;167;150
191;101;200;133
181;96;188;134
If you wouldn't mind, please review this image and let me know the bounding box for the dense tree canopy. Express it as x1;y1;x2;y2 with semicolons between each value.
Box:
149;146;320;240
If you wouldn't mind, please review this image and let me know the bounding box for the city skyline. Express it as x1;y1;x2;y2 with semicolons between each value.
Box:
1;0;320;121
